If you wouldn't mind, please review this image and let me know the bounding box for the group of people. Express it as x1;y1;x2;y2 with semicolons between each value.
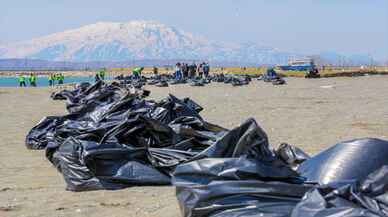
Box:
48;73;65;86
18;73;65;87
18;73;37;87
126;63;210;81
174;62;210;80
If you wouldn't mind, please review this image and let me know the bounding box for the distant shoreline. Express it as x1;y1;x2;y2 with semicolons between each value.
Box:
1;66;388;78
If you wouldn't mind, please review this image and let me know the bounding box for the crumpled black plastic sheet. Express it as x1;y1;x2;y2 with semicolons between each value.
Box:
292;165;388;217
27;81;244;191
26;116;65;150
120;74;264;88
275;143;310;169
173;119;311;217
298;138;388;185
173;137;388;217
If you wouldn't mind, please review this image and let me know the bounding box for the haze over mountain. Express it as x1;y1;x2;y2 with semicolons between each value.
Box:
0;21;380;66
0;21;299;65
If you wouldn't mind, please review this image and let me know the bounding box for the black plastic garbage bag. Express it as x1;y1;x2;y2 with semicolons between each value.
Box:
190;80;205;87
175;178;311;217
51;82;92;100
148;79;160;85
192;118;272;159
297;138;388;185
56;137;171;191
55;115;227;191
272;78;286;85
231;77;249;86
291;165;388;217
173;118;310;217
156;80;169;87
29;82;262;191
169;116;227;144
26;116;65;149
275;143;310;169
65;82;127;115
150;94;203;125
173;157;308;217
100;114;180;148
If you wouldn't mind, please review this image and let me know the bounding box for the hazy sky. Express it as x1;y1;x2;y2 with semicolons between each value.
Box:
1;0;387;60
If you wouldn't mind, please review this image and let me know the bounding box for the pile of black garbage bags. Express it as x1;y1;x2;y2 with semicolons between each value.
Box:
26;81;387;217
116;73;284;88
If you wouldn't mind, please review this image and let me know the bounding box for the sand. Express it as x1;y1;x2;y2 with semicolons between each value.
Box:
1;76;388;217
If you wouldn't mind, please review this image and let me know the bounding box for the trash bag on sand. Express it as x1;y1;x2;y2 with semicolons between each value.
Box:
25;116;65;150
26;81;388;216
298;138;388;185
272;77;286;85
29;81;264;191
173;138;388;217
60;119;277;191
174;159;311;217
292;165;388;217
173;119;311;217
173;136;388;217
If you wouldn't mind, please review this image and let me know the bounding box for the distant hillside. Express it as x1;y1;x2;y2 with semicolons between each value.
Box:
0;21;295;65
0;20;382;66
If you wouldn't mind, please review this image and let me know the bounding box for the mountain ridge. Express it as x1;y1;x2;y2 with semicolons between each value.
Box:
0;20;295;64
0;20;380;65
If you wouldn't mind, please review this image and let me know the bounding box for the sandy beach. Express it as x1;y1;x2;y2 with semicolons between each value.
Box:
1;76;388;217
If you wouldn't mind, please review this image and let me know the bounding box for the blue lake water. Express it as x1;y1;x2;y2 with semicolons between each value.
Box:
0;76;113;87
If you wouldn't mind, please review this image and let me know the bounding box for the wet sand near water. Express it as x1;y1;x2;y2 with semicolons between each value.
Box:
1;76;388;217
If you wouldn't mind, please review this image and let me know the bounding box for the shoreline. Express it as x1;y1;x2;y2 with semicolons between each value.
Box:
0;75;385;89
1;67;388;78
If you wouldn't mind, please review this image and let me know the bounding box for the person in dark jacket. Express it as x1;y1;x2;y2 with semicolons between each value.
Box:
203;62;210;78
182;63;188;78
189;63;197;78
153;66;158;76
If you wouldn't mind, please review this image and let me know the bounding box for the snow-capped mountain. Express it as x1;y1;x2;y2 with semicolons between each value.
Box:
0;21;294;64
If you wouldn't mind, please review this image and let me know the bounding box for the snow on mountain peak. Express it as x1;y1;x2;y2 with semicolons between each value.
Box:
0;20;293;64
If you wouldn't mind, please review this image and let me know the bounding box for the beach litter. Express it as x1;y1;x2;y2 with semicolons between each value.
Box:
25;81;388;216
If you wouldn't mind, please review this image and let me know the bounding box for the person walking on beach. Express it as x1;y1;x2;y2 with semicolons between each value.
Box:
58;73;64;84
203;62;210;78
28;73;37;87
18;74;26;87
48;74;54;86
